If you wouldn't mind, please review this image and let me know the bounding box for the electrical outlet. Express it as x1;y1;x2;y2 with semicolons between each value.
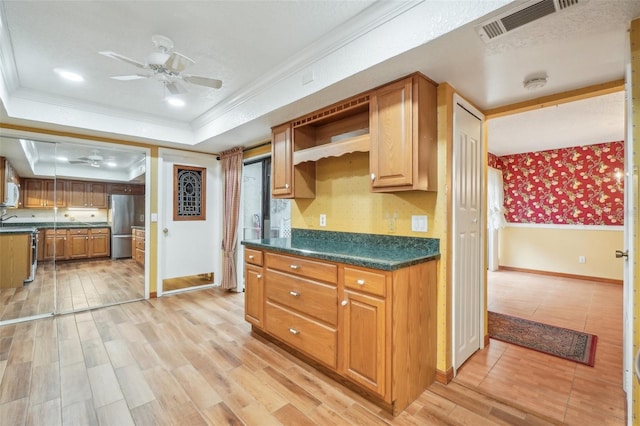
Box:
411;215;428;232
578;256;586;264
319;214;326;227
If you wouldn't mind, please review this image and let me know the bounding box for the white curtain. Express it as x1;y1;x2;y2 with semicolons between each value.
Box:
487;167;507;231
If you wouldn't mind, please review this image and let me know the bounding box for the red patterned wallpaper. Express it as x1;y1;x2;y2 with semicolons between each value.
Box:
488;142;624;225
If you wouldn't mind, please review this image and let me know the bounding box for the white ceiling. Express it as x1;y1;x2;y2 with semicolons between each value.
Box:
0;0;638;168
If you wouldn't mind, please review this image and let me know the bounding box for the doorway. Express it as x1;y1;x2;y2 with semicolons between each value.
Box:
158;149;221;295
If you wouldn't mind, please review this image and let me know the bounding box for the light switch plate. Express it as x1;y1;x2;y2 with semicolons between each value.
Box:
411;215;428;232
319;214;327;227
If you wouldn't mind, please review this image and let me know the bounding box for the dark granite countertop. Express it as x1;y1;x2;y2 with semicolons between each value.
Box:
242;229;439;271
0;222;110;229
131;225;145;230
0;226;37;234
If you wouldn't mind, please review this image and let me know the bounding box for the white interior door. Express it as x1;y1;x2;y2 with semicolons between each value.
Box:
452;97;484;371
158;149;222;295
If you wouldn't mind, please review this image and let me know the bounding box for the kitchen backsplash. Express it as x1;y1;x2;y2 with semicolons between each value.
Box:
2;208;108;223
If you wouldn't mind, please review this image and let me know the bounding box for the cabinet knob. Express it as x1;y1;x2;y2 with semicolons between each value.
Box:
341;300;348;307
85;236;88;240
256;274;262;279
370;173;376;181
290;264;299;270
356;279;365;285
289;291;300;297
248;255;254;260
288;328;300;335
285;183;290;189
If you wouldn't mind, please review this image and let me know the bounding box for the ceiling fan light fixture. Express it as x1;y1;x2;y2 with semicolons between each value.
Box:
166;96;186;107
523;76;548;90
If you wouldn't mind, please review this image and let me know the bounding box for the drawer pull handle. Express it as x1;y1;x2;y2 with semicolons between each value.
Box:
289;328;300;335
289;291;300;297
341;300;348;307
248;255;254;260
256;274;262;279
290;264;299;270
356;279;365;285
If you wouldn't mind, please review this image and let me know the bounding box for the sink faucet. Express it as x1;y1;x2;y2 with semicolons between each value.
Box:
0;213;17;224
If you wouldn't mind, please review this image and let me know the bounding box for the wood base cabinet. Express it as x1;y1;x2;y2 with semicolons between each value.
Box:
243;247;436;415
132;229;145;266
43;228;110;261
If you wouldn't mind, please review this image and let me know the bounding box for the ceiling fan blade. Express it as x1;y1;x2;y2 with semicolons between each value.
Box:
164;52;195;73
99;51;146;69
182;74;222;89
110;74;150;81
165;81;187;96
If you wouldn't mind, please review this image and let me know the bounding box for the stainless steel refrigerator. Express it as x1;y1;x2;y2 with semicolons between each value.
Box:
108;194;145;259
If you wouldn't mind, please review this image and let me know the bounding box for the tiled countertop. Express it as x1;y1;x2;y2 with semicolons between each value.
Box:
242;229;439;271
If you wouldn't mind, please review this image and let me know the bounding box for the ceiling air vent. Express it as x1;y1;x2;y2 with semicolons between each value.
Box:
476;0;587;42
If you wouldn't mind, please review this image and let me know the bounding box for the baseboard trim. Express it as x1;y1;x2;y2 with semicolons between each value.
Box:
435;367;453;384
149;292;157;299
484;334;490;347
497;266;622;285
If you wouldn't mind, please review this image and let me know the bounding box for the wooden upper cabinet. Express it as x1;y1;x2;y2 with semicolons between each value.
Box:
271;123;294;198
370;74;437;192
109;183;144;195
23;178;66;208
68;181;107;208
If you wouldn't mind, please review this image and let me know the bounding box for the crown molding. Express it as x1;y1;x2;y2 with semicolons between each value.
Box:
191;0;423;130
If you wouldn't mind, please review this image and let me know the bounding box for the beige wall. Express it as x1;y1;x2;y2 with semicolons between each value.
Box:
498;225;623;281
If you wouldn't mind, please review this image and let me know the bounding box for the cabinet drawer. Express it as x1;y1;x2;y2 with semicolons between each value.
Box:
266;252;337;284
265;269;337;325
134;229;145;237
343;266;387;297
265;301;337;368
135;239;145;250
245;248;263;266
67;228;88;236
91;228;109;235
45;229;67;236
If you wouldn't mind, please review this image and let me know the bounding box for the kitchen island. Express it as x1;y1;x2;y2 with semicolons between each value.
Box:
241;229;439;415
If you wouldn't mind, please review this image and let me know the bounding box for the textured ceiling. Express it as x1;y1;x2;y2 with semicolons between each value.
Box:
0;0;638;165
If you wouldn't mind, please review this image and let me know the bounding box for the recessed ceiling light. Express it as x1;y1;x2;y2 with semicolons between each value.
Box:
56;156;68;162
166;97;185;107
53;68;84;82
106;162;117;167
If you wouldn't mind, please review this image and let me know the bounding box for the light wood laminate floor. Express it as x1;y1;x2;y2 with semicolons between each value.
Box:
0;269;624;425
0;259;144;322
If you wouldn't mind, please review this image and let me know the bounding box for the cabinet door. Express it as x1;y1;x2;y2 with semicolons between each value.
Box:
67;231;89;259
88;183;107;208
370;78;414;189
342;290;387;397
89;229;110;258
44;233;67;261
244;263;264;326
68;181;87;207
45;179;67;208
23;179;44;208
130;184;145;195
271;123;293;198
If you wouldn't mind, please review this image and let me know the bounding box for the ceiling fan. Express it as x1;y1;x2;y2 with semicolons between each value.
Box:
69;151;103;168
99;34;222;96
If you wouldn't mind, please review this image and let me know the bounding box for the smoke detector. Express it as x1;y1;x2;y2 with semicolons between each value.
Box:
476;0;588;42
524;76;548;90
